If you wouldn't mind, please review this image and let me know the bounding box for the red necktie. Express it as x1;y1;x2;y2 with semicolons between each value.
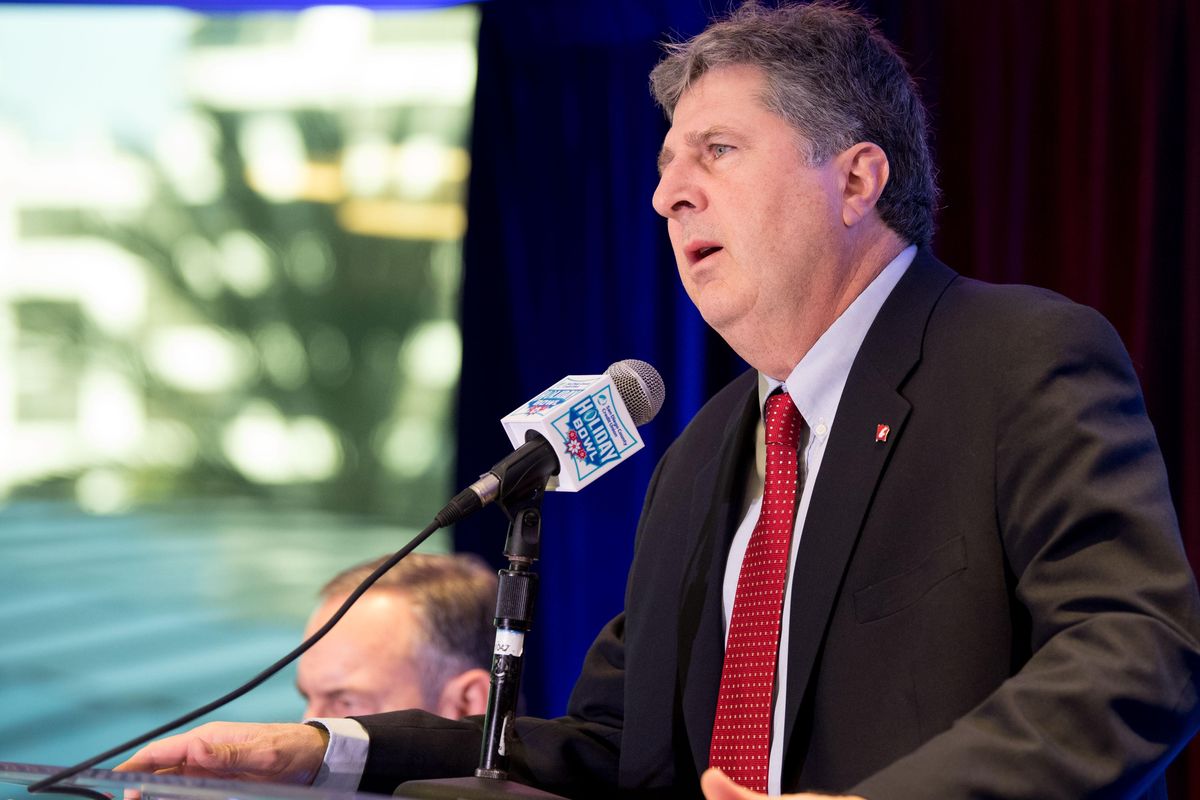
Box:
709;391;803;792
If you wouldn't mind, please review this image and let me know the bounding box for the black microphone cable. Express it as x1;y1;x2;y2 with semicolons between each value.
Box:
25;516;445;799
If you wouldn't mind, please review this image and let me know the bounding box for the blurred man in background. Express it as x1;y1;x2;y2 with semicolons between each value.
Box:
297;552;496;721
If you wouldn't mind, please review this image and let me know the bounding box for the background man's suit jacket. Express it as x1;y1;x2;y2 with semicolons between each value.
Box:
358;250;1200;799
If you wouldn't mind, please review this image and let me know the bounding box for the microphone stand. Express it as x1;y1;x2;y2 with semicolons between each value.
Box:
396;483;567;800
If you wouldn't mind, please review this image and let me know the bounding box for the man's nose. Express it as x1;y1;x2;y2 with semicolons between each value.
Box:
652;162;703;219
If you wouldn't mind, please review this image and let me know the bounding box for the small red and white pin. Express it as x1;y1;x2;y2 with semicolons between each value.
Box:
875;423;891;444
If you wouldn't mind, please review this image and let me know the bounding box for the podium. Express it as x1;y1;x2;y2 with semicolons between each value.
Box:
0;762;405;800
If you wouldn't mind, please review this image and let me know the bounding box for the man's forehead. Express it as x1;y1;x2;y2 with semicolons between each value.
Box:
658;69;772;144
673;64;769;114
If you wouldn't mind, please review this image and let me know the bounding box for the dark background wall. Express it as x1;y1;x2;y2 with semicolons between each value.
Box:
453;0;1200;793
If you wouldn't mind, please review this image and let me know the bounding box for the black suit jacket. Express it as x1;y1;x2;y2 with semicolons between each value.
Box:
358;251;1200;799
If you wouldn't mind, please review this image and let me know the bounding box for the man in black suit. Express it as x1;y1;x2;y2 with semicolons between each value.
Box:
118;4;1200;798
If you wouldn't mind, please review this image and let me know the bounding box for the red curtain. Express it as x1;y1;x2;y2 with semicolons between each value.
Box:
875;0;1199;790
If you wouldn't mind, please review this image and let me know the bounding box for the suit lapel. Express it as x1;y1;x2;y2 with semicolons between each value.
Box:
677;374;760;777
781;251;957;765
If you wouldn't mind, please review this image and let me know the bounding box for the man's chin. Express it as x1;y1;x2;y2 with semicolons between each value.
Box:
693;295;747;336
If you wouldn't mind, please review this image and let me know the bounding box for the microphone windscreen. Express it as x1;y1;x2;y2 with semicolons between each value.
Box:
605;359;665;426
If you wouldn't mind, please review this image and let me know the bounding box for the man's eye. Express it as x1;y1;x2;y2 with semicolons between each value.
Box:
711;144;733;158
335;696;363;714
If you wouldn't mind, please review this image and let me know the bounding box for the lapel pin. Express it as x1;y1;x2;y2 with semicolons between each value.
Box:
875;423;891;443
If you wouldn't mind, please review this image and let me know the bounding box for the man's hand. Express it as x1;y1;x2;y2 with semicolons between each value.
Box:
114;722;329;785
700;768;866;800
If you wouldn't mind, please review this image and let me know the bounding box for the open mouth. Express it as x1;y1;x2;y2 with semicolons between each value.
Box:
687;243;724;265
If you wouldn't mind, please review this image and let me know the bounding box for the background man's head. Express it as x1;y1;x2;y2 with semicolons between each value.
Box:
650;0;937;248
297;552;497;720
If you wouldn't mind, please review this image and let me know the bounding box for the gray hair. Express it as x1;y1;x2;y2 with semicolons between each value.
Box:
650;1;937;246
321;552;497;707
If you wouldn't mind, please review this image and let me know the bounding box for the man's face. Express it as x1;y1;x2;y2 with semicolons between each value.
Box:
297;590;429;718
652;64;845;372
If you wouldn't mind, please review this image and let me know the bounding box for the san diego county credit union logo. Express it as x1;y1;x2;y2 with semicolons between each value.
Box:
549;388;640;481
523;380;591;416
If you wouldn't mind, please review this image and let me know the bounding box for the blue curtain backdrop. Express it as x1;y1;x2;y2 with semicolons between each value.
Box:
455;0;1199;791
451;0;737;720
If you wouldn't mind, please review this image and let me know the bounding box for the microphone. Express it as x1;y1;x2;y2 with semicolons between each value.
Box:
435;359;665;527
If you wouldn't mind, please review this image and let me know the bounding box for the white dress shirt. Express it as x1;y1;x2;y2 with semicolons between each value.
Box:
723;245;913;794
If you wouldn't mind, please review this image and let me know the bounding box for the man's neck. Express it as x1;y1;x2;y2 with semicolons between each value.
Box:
753;230;910;380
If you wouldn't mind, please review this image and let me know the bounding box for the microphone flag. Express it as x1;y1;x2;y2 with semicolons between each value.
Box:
501;373;645;492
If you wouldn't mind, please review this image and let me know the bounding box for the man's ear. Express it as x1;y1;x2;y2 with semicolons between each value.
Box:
435;668;492;719
838;141;890;228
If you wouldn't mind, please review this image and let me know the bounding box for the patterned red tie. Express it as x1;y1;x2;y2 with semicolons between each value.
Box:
709;390;803;791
